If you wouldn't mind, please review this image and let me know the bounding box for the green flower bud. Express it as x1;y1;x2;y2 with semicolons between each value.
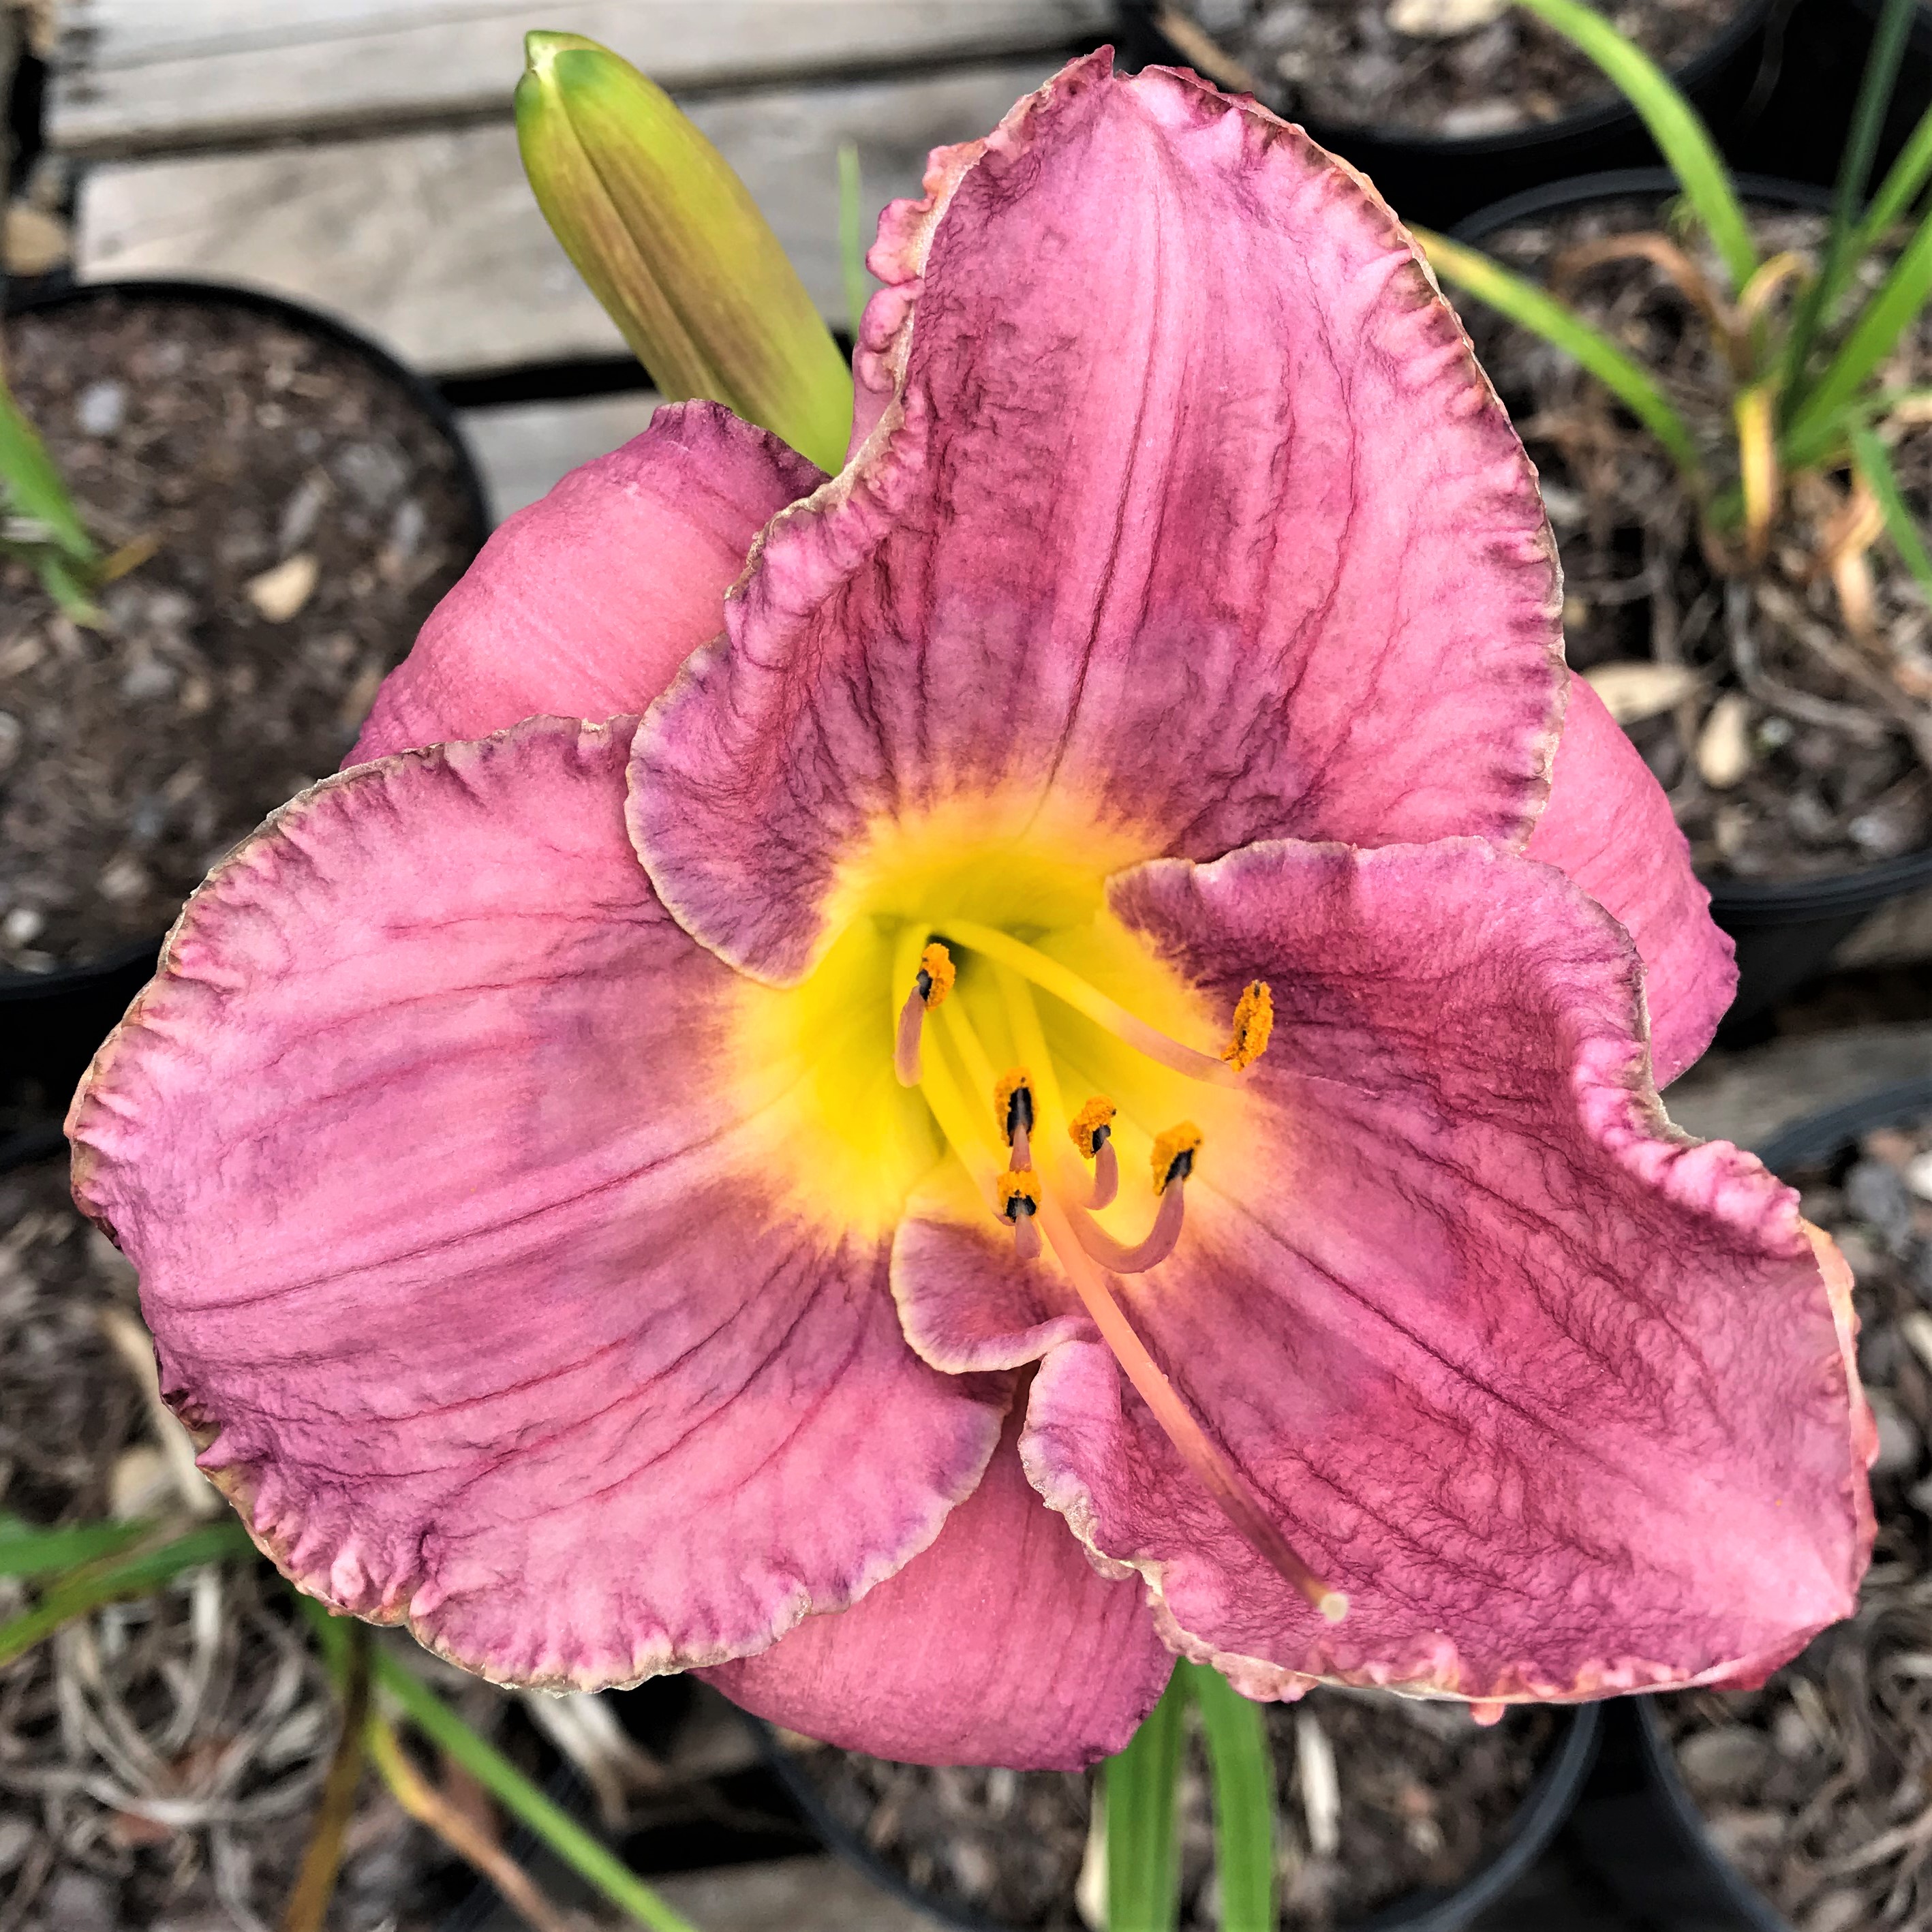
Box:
516;31;854;474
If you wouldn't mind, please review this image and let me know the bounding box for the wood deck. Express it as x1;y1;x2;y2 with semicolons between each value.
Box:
49;1;1114;515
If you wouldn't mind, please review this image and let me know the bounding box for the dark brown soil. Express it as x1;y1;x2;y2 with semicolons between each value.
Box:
0;292;480;975
1659;1114;1932;1932
1462;196;1932;883
795;1689;1557;1927
0;1157;472;1931
1165;0;1745;138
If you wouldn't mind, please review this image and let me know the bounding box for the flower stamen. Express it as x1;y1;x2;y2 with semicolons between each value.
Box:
1151;1122;1202;1195
994;1068;1036;1166
893;941;955;1087
1069;1097;1118;1210
930;917;1246;1089
1221;981;1272;1071
996;1167;1043;1261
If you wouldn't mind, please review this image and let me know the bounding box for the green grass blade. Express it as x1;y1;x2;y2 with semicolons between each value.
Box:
838;137;869;343
1420;230;1705;485
1787;202;1932;455
1104;1668;1188;1932
0;382;97;562
1849;99;1932;279
1184;1665;1276;1932
1851;423;1932;593
369;1645;699;1932
0;1515;156;1578
1511;0;1755;292
0;1520;254;1667
1787;0;1917;397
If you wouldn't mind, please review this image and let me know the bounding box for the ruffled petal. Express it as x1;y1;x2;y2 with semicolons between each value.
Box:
1527;677;1734;1085
350;403;821;764
700;1398;1172;1768
631;51;1562;982
68;718;1005;1689
1010;837;1872;1704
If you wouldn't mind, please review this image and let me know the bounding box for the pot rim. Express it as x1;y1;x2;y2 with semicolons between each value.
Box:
1117;0;1776;158
1636;1073;1932;1932
1452;166;1932;924
0;273;491;995
750;1697;1600;1932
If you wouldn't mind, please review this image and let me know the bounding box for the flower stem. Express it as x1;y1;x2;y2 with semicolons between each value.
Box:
281;1620;371;1932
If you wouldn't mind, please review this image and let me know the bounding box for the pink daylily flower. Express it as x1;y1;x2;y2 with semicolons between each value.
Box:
67;53;1873;1770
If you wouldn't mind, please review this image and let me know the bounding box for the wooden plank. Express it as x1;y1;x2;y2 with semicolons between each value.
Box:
50;0;1109;158
76;61;1051;376
459;392;664;521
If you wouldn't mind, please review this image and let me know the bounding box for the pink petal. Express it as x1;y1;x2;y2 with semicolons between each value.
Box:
701;1398;1172;1768
68;718;1005;1689
631;51;1562;981
1528;676;1734;1084
350;403;822;763
1011;838;1872;1704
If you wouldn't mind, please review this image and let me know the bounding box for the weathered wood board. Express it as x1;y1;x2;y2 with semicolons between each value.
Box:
76;61;1052;375
50;0;1108;157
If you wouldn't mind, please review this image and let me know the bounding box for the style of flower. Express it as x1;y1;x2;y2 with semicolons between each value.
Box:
67;52;1873;1770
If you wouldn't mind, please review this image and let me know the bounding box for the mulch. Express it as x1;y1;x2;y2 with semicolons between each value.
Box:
1;292;477;977
1462;196;1932;884
1659;1115;1932;1932
1167;0;1745;138
795;1689;1557;1927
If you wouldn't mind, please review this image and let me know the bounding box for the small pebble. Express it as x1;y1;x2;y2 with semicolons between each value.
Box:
1905;1150;1932;1203
74;379;125;436
0;711;21;773
2;907;45;947
119;656;177;703
1678;1723;1772;1795
245;552;320;624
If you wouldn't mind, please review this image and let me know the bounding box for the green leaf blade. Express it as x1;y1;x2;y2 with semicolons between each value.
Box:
1788;205;1932;454
1419;230;1705;485
369;1646;699;1932
1104;1667;1189;1932
1851;423;1932;594
1510;0;1756;292
1185;1664;1277;1932
0;1514;155;1578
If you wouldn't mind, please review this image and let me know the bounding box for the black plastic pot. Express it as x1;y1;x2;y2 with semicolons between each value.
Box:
1734;0;1932;195
1452;168;1931;1037
1114;0;1777;229
0;277;491;1117
753;1699;1600;1931
1605;1075;1932;1932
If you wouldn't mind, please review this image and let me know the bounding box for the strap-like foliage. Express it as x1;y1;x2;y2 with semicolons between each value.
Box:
1852;424;1932;594
1509;0;1755;293
1418;230;1704;485
1105;1668;1189;1931
1184;1663;1278;1932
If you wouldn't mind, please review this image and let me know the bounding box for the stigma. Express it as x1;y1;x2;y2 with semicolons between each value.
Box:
893;942;955;1086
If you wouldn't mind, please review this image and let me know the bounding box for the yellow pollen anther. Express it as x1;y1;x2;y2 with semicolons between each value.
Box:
1151;1123;1203;1195
993;1068;1036;1144
1068;1097;1117;1161
1222;981;1273;1071
917;942;955;1008
994;1168;1041;1221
